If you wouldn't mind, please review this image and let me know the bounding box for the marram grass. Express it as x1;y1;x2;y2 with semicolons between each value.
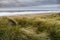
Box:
0;13;60;40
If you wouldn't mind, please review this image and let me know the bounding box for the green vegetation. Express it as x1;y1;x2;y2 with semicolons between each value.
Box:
0;13;60;40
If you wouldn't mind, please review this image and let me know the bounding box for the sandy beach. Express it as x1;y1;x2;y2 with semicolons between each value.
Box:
0;11;60;16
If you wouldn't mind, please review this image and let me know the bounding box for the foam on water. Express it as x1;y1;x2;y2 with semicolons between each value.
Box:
0;11;60;16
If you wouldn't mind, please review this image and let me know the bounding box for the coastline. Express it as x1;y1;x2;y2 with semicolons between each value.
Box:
0;11;60;16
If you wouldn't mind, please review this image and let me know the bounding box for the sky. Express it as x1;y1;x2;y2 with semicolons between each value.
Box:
0;0;60;11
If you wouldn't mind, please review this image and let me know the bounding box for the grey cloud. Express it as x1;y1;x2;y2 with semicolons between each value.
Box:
0;0;59;8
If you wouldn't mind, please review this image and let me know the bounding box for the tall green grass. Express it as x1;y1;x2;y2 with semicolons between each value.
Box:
0;13;60;40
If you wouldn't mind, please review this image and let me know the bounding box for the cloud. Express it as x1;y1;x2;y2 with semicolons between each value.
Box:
0;0;59;8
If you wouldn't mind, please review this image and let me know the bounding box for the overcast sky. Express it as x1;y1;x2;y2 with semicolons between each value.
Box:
0;0;60;11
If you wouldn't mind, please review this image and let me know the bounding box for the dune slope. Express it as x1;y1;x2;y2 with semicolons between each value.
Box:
0;13;60;40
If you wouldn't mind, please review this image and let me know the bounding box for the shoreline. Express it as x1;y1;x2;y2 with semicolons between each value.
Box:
0;11;60;16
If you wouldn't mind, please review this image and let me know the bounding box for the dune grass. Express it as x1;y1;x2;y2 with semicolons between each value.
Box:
0;13;60;40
